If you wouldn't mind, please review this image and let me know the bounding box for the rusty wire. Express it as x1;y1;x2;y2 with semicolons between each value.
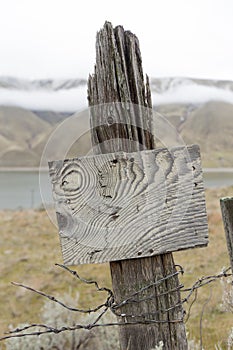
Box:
0;264;232;342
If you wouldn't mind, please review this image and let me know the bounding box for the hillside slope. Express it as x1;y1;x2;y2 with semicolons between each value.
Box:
184;102;233;167
0;76;233;167
157;101;233;167
0;106;52;167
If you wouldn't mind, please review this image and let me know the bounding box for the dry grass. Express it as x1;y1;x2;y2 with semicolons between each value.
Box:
0;186;233;349
175;186;233;349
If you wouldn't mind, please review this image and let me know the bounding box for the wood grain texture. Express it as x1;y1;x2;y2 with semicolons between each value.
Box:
111;254;188;350
220;197;233;272
87;21;154;155
49;144;208;265
87;21;188;350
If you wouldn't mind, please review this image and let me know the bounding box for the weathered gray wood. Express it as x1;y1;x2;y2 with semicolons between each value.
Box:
111;254;188;350
87;22;188;350
220;197;233;271
49;144;208;264
87;22;154;155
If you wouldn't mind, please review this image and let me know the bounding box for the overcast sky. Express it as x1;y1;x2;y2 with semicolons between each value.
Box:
1;0;233;80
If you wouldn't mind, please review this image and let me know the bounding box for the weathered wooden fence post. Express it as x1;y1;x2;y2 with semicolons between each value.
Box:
87;21;188;350
49;21;208;350
220;197;233;271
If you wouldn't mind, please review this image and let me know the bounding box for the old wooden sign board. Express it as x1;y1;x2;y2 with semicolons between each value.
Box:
49;144;208;265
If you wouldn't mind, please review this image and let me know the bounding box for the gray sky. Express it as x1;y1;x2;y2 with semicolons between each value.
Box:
1;0;233;80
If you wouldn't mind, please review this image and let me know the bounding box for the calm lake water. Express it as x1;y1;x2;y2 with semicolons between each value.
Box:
0;169;233;210
0;170;52;210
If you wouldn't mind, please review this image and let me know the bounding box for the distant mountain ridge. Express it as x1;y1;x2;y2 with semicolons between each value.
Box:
1;75;233;93
1;75;233;111
150;77;233;94
0;76;86;91
0;76;233;167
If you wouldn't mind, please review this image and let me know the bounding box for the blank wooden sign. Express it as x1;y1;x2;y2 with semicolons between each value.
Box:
49;144;208;265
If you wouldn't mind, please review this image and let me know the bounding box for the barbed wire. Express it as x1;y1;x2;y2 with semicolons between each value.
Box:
0;264;232;342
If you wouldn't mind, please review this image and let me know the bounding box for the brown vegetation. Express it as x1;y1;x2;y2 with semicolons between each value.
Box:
0;186;233;348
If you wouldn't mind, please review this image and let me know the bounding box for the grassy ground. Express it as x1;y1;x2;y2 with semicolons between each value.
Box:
175;186;233;348
0;186;233;349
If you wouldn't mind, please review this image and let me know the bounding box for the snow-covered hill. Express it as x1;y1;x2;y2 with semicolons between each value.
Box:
1;76;233;111
151;77;233;105
0;76;86;91
0;76;87;112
